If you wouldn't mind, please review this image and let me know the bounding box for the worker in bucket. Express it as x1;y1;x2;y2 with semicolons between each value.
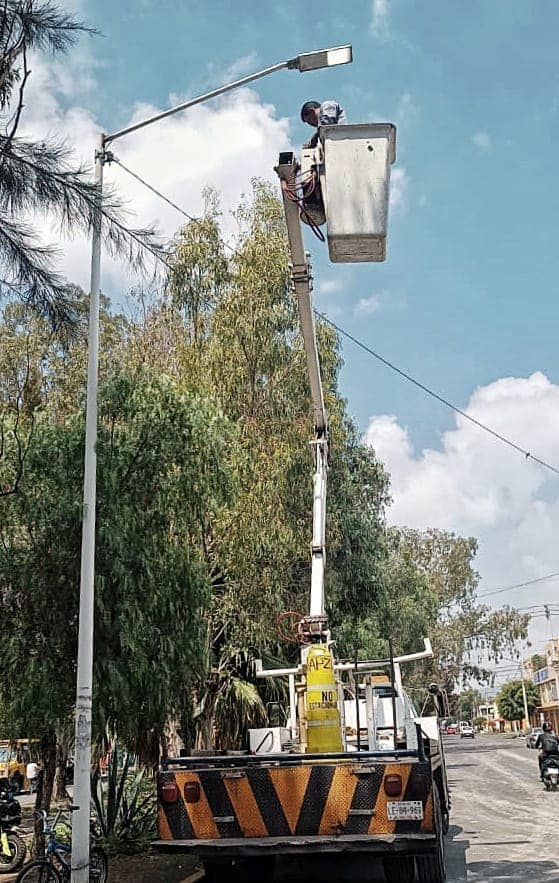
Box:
300;100;347;147
298;100;347;228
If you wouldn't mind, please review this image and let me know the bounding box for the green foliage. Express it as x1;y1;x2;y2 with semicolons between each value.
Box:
92;749;156;855
0;4;160;327
0;178;531;763
458;687;482;720
496;680;539;721
0;362;233;755
387;529;530;693
531;653;546;672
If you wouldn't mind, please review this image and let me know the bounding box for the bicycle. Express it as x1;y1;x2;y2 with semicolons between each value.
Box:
15;807;108;883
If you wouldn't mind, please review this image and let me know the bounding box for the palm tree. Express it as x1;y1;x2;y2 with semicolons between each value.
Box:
0;1;162;327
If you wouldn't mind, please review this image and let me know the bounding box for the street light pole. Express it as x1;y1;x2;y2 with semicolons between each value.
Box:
70;45;352;883
71;132;105;883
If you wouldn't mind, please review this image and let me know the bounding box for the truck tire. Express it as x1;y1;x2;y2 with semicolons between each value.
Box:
204;857;275;882
381;855;415;883
237;857;276;881
203;861;234;883
416;786;446;882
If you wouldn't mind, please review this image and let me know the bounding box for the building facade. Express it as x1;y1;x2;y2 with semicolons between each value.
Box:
525;638;559;732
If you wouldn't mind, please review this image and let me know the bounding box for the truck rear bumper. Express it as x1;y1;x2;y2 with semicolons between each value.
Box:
153;833;437;858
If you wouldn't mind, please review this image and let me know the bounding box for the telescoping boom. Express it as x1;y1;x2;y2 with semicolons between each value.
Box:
155;121;451;883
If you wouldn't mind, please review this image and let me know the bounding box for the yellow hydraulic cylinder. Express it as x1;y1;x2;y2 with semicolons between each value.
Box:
305;644;343;753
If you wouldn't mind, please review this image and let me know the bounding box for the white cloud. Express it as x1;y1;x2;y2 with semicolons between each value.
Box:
16;49;292;297
472;131;492;152
355;293;382;316
363;372;559;651
371;0;391;40
396;91;419;131
390;167;409;213
206;52;261;86
316;278;347;297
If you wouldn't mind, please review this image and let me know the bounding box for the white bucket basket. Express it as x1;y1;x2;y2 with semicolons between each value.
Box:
321;123;396;263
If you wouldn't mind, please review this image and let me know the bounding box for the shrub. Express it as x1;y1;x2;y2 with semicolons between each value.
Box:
91;748;156;855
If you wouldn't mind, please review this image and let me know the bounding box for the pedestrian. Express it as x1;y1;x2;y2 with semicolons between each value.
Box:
300;99;347;148
26;759;39;793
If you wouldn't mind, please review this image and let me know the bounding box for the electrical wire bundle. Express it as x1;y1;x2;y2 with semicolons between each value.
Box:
280;173;326;242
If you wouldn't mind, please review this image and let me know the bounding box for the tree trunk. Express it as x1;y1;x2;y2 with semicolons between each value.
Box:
54;740;69;802
33;731;57;858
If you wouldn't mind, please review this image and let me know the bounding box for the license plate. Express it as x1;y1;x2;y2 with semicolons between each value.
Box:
387;800;424;821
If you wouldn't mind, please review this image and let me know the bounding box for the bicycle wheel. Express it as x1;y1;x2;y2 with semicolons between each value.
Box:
89;846;108;883
15;859;62;883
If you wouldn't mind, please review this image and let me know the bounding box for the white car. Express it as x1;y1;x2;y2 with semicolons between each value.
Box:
460;723;475;738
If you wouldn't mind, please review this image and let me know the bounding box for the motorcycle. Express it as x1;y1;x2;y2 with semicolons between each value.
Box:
0;779;26;873
541;756;559;791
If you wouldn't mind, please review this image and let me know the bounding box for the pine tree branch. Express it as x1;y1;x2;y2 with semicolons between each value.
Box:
1;137;167;271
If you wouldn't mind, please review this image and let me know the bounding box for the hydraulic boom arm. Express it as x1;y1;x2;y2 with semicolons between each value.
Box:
276;153;328;627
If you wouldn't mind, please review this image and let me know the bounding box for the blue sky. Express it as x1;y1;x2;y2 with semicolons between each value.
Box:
77;0;559;448
23;0;559;656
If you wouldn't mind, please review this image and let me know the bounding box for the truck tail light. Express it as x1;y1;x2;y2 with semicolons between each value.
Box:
160;781;179;804
184;781;201;803
384;774;403;796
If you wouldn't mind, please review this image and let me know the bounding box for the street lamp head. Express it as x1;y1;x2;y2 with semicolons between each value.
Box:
288;44;353;73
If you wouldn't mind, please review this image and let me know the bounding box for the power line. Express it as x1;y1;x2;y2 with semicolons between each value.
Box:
110;155;198;223
107;159;559;483
109;154;239;257
315;310;559;479
478;571;559;599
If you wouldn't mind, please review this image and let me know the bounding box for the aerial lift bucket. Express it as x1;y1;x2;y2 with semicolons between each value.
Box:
320;122;396;263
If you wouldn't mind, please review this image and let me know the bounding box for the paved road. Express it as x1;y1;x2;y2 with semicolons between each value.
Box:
444;732;559;882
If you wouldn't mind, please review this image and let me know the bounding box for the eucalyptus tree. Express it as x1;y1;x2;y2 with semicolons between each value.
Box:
0;365;233;797
388;528;530;694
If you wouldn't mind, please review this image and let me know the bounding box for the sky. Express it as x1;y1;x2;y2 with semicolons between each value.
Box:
16;0;559;664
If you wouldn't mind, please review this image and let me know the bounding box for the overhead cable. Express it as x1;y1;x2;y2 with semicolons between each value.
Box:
109;154;239;257
477;571;559;599
110;155;198;223
315;311;559;479
107;158;559;482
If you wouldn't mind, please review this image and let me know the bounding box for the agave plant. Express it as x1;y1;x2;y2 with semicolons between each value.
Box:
91;746;156;855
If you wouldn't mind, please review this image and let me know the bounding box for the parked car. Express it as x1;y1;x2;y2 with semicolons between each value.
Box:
460;724;475;738
526;726;544;749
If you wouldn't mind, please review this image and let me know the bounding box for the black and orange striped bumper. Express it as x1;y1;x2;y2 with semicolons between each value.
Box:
156;755;436;854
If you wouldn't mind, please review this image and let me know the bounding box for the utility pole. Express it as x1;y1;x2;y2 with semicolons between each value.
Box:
521;677;530;732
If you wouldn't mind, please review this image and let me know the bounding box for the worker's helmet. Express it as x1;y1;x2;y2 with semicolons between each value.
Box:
300;100;320;123
543;721;553;732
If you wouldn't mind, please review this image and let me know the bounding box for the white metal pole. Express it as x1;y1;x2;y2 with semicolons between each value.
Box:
71;132;105;883
520;676;530;732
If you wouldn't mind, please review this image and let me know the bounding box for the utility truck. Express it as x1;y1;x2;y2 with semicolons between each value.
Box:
155;124;450;883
